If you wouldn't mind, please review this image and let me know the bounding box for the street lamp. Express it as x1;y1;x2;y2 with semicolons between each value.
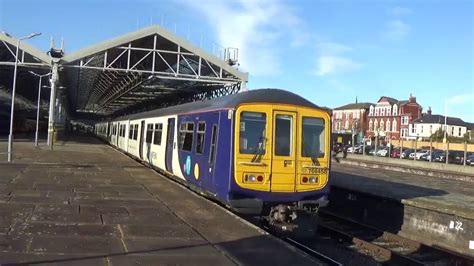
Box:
29;71;51;147
7;32;42;162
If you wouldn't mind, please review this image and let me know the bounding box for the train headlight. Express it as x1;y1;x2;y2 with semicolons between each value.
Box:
309;176;318;184
248;175;256;182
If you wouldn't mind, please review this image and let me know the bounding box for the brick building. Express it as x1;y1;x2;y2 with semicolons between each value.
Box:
332;102;373;145
366;94;422;142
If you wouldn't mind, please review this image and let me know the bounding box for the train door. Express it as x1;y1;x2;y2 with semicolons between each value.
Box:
139;120;145;159
270;111;297;192
165;118;175;172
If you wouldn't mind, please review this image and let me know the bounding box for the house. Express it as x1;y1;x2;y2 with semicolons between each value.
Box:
331;101;373;144
409;108;470;140
366;94;422;142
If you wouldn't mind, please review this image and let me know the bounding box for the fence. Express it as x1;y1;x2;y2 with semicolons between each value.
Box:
390;140;474;152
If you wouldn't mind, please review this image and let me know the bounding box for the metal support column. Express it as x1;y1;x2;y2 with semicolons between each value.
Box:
47;60;59;149
7;40;20;162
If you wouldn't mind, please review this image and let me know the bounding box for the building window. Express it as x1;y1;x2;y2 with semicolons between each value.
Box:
374;120;378;131
345;112;349;120
430;125;433;134
369;119;373;131
459;127;462;137
153;123;163;145
451;127;454;136
375;107;379;116
196;122;206;154
393;105;398;116
387;106;391;115
380;120;385;131
386;120;391;132
392;119;397;132
345;120;349;130
380;108;385;116
411;125;415;134
146;124;153;143
420;125;423;134
402;116;409;125
369;106;374;116
179;122;194;152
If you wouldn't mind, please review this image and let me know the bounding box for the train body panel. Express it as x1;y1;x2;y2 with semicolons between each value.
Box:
94;89;331;217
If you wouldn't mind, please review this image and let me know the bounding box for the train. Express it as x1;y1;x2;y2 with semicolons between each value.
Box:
94;89;331;234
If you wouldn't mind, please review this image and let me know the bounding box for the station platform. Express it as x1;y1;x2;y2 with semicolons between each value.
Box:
0;136;318;265
329;162;474;257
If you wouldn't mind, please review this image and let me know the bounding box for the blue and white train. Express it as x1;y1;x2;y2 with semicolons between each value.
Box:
95;89;331;231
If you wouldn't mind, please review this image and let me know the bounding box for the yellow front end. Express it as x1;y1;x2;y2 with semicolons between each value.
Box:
234;103;330;193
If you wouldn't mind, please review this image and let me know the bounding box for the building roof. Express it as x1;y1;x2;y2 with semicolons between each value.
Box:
413;114;467;127
379;96;399;104
334;102;373;110
114;88;327;121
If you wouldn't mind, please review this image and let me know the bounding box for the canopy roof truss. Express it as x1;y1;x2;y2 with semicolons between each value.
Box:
63;26;247;117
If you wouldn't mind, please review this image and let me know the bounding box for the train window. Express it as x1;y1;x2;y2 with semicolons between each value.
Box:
134;124;139;140
129;125;134;140
153;123;163;145
196;122;206;154
179;122;194;152
275;114;292;156
209;124;218;163
239;112;266;154
302;117;325;158
146;124;154;143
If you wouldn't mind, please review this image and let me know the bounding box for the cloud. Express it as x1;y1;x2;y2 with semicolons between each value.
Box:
316;42;352;55
178;0;308;77
447;93;474;105
391;6;413;16
313;41;362;76
383;19;410;41
315;56;362;76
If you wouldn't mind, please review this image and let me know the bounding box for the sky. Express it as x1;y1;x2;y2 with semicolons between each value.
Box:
1;0;473;121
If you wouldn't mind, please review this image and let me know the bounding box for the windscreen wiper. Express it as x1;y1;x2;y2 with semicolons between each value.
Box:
251;137;265;163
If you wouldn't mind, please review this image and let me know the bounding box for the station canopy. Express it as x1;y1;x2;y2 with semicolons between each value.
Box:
61;26;248;118
0;25;248;121
0;33;51;120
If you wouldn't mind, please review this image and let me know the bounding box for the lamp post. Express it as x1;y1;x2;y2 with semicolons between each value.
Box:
29;71;51;147
7;32;42;162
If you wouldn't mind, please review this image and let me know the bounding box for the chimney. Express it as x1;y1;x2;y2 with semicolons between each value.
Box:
427;106;432;115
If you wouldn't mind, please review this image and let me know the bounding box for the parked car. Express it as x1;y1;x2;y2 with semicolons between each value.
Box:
449;150;465;164
466;154;474;166
414;150;430;160
420;150;443;161
347;144;362;154
364;146;375;155
391;148;401;158
376;148;389;157
433;151;446;163
401;149;414;159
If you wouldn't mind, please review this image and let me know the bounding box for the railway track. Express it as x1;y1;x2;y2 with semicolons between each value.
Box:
313;210;474;265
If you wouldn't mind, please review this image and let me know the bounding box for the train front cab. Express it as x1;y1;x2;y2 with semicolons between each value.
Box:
232;103;330;215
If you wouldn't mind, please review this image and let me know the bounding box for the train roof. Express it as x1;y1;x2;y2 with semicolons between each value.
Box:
113;88;325;121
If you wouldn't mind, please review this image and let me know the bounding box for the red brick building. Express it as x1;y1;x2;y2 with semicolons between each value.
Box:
365;94;422;142
332;102;373;144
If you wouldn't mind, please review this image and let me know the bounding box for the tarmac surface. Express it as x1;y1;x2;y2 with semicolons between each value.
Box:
0;136;318;265
331;162;474;219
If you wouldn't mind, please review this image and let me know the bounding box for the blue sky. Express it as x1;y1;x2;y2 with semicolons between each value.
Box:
1;0;473;121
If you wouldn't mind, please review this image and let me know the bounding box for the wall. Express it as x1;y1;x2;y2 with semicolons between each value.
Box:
389;139;474;152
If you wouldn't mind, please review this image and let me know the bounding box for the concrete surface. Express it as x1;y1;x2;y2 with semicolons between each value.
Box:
330;162;474;257
0;136;319;265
